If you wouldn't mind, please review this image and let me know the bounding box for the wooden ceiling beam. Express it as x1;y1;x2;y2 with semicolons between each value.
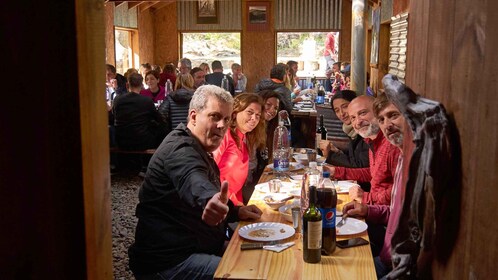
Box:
140;1;160;12
115;1;126;8
128;2;141;9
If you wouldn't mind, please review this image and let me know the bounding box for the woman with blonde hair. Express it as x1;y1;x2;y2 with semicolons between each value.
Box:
199;62;211;74
158;73;195;134
213;93;265;206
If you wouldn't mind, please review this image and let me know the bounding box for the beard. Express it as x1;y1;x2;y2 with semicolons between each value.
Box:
387;131;404;147
358;122;380;138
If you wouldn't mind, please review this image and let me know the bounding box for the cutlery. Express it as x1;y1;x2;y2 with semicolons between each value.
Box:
337;215;348;228
240;241;277;250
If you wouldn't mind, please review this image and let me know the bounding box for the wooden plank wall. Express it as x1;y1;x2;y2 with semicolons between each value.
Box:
139;7;155;66
75;0;114;278
406;0;498;278
105;3;116;66
154;3;179;66
1;0;112;278
340;0;352;63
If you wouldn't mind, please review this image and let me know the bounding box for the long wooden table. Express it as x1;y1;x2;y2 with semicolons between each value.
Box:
214;171;377;279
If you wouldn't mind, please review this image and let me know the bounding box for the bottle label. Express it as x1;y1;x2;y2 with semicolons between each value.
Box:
318;208;336;228
307;220;322;249
316;133;321;149
273;158;289;171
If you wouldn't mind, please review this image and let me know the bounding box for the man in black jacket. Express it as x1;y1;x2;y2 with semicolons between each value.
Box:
205;60;235;96
129;85;262;279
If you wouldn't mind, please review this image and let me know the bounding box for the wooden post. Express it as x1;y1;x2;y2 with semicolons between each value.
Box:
351;0;368;95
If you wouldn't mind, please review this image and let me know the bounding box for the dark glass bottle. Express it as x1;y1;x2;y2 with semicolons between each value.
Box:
317;187;337;255
303;185;322;263
316;115;327;156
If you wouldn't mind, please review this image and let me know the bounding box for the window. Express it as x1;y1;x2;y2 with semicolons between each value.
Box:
276;32;340;77
115;28;139;75
182;33;241;74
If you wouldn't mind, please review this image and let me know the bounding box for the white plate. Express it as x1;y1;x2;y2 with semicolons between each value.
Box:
335;217;368;236
335;181;360;194
255;181;295;193
239;222;295;241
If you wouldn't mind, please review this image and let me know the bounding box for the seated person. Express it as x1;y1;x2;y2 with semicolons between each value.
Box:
243;90;281;204
140;70;166;103
342;93;407;279
159;63;177;88
190;67;206;90
323;96;400;206
128;85;262;279
213;93;265;206
227;63;247;93
320;90;370;168
205;60;235;96
113;73;165;150
254;63;293;114
157;73;195;135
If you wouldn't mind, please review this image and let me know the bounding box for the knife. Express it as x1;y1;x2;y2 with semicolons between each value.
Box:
240;241;277;250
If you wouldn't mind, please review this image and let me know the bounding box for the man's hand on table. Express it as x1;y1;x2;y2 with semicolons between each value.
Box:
202;181;230;226
342;200;368;218
319;140;339;157
348;186;364;203
238;205;262;220
322;164;336;177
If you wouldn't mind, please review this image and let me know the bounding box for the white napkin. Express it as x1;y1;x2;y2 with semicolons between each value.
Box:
263;242;295;253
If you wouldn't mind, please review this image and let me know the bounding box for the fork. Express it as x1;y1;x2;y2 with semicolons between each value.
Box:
336;215;347;227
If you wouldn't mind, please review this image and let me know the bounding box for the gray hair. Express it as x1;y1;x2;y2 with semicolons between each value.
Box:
189;85;234;114
180;58;192;69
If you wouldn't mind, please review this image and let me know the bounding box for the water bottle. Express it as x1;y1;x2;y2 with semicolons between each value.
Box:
166;79;173;94
317;84;325;104
221;75;230;92
319;171;334;188
278;110;292;144
272;121;290;177
301;161;321;216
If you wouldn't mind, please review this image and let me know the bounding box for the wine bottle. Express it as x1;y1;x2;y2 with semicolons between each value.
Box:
316;115;327;155
303;185;322;263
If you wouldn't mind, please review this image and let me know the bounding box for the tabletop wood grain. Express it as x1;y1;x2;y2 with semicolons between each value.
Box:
214;171;377;279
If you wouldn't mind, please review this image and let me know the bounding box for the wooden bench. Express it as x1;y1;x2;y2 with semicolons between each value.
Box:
109;147;156;155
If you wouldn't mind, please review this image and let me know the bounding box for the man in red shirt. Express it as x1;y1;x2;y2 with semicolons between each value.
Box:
342;93;407;279
324;95;400;206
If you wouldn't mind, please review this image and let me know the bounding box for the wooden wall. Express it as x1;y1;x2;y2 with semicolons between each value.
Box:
1;0;112;278
154;3;179;66
105;3;116;65
340;0;352;63
406;0;498;278
139;7;155;66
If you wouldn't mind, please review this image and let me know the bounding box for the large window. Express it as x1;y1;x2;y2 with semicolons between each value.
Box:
277;32;339;77
182;33;241;74
115;28;139;75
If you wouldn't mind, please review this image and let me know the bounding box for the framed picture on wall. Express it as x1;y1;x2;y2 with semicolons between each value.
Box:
247;1;270;32
370;6;381;66
196;0;218;24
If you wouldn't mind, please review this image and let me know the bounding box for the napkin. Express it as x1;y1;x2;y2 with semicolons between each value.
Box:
263;242;295;253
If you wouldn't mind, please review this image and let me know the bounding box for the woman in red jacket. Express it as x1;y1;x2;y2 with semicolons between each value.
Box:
213;93;265;206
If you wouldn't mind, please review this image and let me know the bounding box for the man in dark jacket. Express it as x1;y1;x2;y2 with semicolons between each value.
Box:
205;60;235;95
113;73;165;150
128;85;262;279
106;64;127;96
254;64;293;114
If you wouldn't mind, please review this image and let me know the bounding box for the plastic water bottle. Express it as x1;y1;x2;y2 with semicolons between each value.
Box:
301;161;321;216
273;121;290;177
278;110;292;144
221;75;230;92
319;171;334;188
166;79;173;94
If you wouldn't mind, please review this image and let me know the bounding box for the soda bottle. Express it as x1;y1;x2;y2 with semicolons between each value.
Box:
317;187;337;255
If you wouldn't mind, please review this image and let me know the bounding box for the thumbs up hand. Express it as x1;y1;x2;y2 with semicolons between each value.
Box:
202;181;230;226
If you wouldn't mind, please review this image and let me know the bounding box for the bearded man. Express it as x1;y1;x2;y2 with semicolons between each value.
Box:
324;95;400;206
